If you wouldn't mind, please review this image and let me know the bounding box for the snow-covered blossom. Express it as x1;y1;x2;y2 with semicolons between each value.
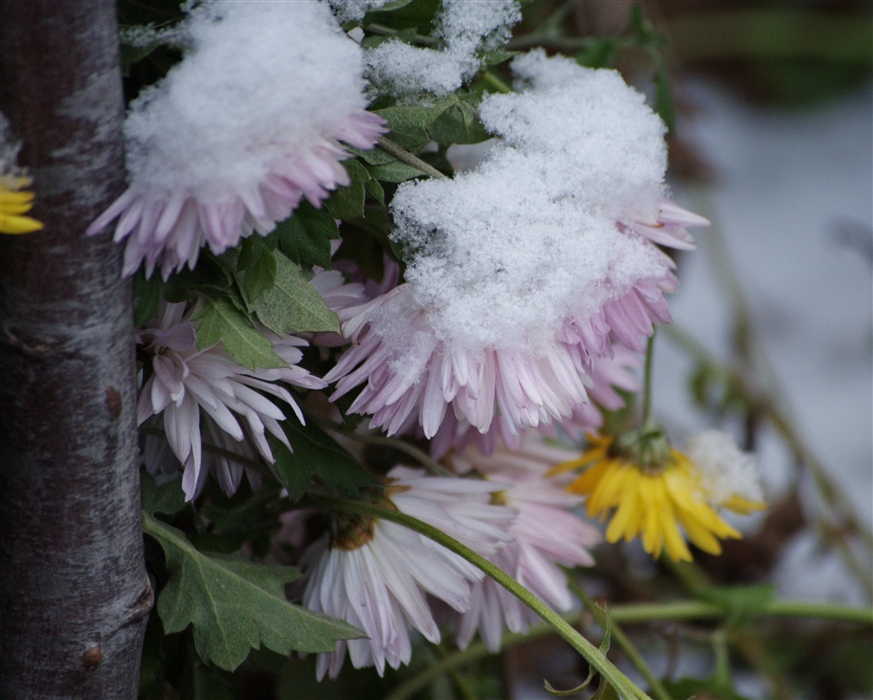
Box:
137;301;325;500
686;429;765;511
302;466;515;679
366;0;521;97
87;1;385;278
324;52;707;441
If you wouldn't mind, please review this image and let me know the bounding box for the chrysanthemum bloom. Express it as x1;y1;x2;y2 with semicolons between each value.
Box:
0;115;43;235
429;343;641;460
442;435;601;651
301;466;515;679
86;2;385;279
137;301;326;500
324;52;707;442
552;429;767;562
0;177;43;234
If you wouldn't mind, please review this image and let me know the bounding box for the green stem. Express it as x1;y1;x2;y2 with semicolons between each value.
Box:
364;23;439;47
570;581;674;700
384;597;873;700
341;431;454;478
377;136;448;180
318;497;652;700
482;71;512;94
641;331;656;427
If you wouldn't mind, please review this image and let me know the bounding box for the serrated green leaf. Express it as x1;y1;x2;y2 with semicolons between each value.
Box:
141;470;187;517
275;202;338;269
372;102;453;151
365;177;386;205
275;420;381;498
237;235;264;271
241;245;277;301
194;297;286;371
252;254;340;335
324;159;370;220
143;512;364;671
367;160;426;183
428;104;492;146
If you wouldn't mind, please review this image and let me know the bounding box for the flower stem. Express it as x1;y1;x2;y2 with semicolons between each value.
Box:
641;330;656;427
383;596;873;700
569;580;674;700
377;136;448;180
337;430;455;478
318;497;652;700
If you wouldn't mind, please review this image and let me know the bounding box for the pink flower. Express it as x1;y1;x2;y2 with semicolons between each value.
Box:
323;202;698;440
301;466;515;679
137;301;325;500
442;433;602;651
86;2;386;279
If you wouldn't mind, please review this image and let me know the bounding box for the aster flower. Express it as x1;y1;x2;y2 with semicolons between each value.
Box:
443;434;601;651
86;2;385;279
137;301;326;500
552;429;767;562
301;466;515;679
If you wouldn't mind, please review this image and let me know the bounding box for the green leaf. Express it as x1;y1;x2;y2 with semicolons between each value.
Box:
372;102;452;151
242;245;277;302
252;254;340;335
143;512;364;671
274;420;381;499
141;470;187;517
194;297;286;371
364;177;386;205
652;53;676;132
427;103;492;146
366;159;427;183
133;269;162;326
324;159;370;220
275;202;338;269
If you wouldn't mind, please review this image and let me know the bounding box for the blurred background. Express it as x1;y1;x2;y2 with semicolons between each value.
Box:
507;2;873;698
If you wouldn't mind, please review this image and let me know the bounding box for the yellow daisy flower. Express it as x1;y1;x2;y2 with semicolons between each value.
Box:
551;430;767;562
0;176;43;234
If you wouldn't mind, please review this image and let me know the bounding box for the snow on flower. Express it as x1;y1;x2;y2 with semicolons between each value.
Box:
137;301;325;500
86;1;385;279
325;52;708;441
301;466;515;679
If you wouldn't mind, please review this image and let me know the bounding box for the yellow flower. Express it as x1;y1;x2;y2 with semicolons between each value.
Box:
0;176;44;234
551;432;767;562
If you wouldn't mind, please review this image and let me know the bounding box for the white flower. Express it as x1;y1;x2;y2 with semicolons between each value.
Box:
137;301;325;500
302;466;515;679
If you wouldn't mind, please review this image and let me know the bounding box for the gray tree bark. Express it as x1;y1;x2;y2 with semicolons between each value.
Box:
0;2;151;698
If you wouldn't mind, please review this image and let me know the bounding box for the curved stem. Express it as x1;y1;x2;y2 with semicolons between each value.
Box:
384;596;873;700
347;432;454;478
482;71;512;94
569;580;674;700
318;497;652;700
377;137;448;180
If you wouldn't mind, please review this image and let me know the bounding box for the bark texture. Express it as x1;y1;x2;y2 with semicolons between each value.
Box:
0;2;151;698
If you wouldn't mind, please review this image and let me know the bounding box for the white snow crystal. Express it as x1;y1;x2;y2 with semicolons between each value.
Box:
366;0;521;96
387;51;670;352
123;0;367;198
686;429;765;506
329;0;394;23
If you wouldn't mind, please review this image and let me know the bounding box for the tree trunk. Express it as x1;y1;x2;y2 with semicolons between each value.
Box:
0;2;151;698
